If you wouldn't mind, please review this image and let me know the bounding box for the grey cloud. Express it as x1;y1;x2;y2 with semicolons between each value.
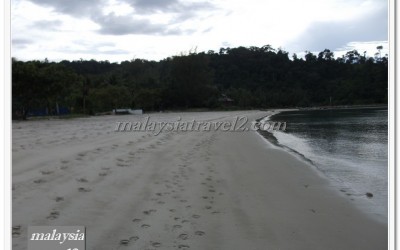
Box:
121;0;217;24
12;38;33;45
123;0;213;14
30;20;63;31
124;0;178;12
287;4;387;53
12;38;34;48
93;13;189;35
26;0;218;36
27;0;105;17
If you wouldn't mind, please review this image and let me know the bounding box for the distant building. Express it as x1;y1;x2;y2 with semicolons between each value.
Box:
113;109;143;115
218;94;234;106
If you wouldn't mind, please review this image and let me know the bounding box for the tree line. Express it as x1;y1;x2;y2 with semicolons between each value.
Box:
12;45;388;119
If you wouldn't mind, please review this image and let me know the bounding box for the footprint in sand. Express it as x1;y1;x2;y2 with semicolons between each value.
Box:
12;225;21;237
178;244;190;249
129;236;139;241
119;239;130;246
40;170;53;175
78;187;91;192
76;177;88;183
192;214;201;219
132;218;141;223
205;205;212;210
173;225;182;230
99;172;108;177
178;233;188;240
47;211;60;220
141;224;150;228
33;179;46;184
195;231;205;236
60;165;69;170
55;196;64;202
151;242;162;248
117;163;129;167
143;209;156;215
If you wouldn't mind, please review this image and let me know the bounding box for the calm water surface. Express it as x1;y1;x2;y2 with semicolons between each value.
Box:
269;107;388;221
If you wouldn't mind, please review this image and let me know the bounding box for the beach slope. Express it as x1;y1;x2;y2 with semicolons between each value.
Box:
12;111;387;250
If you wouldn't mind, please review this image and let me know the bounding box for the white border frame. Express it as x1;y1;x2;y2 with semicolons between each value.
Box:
389;0;396;249
1;0;11;249
2;1;396;250
392;0;398;249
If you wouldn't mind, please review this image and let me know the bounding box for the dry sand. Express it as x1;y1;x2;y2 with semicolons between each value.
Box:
12;111;387;250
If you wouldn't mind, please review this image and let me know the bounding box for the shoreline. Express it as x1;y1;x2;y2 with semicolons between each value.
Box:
13;103;387;122
12;111;387;249
255;109;388;225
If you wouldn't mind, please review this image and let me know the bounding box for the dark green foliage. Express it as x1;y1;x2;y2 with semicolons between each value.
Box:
163;53;216;108
12;45;388;118
12;59;81;119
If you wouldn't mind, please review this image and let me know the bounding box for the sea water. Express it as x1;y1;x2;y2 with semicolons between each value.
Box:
269;107;388;221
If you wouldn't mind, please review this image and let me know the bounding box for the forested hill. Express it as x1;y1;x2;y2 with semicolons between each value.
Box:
12;46;388;117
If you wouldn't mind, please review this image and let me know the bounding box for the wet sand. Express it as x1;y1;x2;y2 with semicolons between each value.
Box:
12;111;387;250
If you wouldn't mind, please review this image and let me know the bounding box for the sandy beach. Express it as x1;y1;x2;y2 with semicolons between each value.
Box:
12;111;387;250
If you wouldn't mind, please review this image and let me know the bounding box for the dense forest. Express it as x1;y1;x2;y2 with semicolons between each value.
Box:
12;45;388;119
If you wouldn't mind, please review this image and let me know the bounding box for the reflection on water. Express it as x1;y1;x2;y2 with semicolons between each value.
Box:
270;107;388;220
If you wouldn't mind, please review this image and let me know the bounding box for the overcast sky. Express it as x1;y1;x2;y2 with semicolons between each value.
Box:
11;0;388;62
